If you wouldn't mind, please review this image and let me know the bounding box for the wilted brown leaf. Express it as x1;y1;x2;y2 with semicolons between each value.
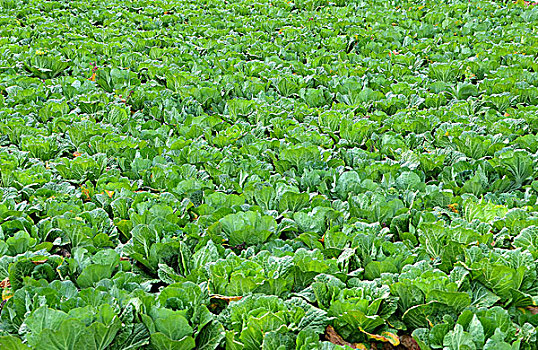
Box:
526;306;538;315
400;335;421;350
0;278;10;289
60;248;71;258
325;325;367;349
372;334;420;350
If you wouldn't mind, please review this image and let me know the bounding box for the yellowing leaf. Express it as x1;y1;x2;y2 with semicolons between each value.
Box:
359;327;400;346
210;294;243;302
32;259;48;265
448;203;459;214
380;332;400;346
2;289;13;301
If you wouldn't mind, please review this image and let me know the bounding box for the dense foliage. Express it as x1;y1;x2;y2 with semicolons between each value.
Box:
1;0;538;348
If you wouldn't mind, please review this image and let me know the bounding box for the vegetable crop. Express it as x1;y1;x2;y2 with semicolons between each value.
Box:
1;0;538;348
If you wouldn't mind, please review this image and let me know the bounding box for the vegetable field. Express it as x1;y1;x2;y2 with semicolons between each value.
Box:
1;0;538;348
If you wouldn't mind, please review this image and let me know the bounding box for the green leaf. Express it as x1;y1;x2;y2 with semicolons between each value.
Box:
25;307;70;345
34;318;91;350
468;315;485;347
482;329;513;350
278;191;310;212
150;334;196;350
427;290;471;312
211;211;277;246
443;324;476;350
0;336;31;349
76;264;113;288
196;322;225;350
261;331;294;350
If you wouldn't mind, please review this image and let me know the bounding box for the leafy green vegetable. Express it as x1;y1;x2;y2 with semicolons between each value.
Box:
1;0;538;348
